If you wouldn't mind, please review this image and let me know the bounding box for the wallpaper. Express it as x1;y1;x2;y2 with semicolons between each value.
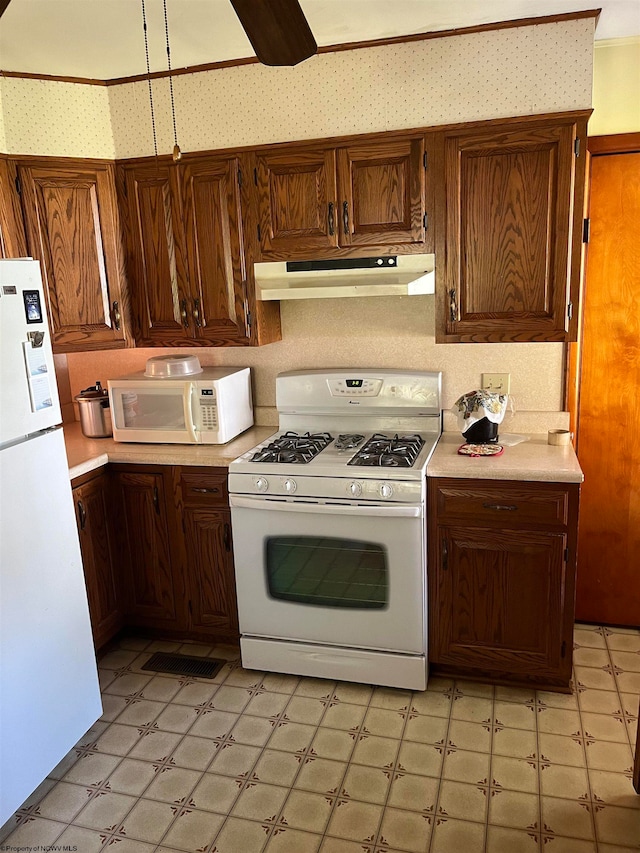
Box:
108;17;595;159
0;17;594;158
0;77;115;158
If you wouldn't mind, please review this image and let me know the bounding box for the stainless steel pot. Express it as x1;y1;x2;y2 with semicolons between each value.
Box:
75;382;112;438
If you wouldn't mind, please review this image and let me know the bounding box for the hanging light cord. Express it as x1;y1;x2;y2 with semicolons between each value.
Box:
163;0;181;161
141;0;158;159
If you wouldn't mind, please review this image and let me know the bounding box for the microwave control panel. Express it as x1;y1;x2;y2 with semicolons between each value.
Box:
198;388;218;430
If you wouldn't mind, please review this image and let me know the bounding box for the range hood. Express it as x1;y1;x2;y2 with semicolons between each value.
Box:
255;254;435;300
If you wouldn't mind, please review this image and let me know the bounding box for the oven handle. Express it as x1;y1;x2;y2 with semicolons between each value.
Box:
229;494;422;518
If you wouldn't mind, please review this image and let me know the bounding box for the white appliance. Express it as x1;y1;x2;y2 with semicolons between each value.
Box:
0;259;102;825
108;361;253;445
228;369;442;691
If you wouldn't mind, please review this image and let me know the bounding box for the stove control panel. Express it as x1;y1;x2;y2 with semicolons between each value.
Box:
229;473;424;504
328;378;383;397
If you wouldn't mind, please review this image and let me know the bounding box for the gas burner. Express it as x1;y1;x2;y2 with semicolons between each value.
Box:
251;431;334;464
334;434;365;450
348;433;425;468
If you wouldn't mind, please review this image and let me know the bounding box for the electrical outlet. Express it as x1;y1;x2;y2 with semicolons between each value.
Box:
482;372;511;394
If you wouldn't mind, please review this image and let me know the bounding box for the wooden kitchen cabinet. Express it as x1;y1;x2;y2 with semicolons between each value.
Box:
253;133;434;259
119;155;280;347
428;478;580;691
0;156;28;258
107;464;239;642
173;468;239;641
436;111;589;342
111;465;181;629
17;158;129;352
72;468;123;650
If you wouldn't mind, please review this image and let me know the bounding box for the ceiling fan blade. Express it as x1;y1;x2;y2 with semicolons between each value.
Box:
230;0;317;66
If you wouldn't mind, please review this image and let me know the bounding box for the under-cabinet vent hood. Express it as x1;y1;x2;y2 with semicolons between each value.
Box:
254;254;435;300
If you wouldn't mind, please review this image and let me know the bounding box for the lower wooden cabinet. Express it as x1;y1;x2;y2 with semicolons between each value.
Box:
72;468;123;650
106;464;238;644
428;478;580;691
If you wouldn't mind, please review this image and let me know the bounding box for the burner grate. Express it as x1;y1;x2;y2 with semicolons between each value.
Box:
251;431;334;464
348;433;425;468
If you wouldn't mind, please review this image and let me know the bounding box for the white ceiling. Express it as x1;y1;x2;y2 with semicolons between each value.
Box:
0;0;638;80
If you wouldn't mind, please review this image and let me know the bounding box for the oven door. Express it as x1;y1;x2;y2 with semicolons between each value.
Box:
229;495;425;654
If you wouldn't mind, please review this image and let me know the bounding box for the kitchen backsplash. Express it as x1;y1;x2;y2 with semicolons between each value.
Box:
63;295;569;433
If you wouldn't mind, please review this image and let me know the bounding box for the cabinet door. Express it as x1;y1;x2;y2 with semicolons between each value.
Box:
113;468;179;626
439;116;587;342
433;526;570;682
121;162;190;345
0;157;28;258
337;137;430;251
182;506;238;638
73;471;122;649
254;147;338;258
18;161;128;351
181;158;250;344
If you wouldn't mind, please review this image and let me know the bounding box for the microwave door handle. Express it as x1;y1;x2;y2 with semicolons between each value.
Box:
185;384;199;442
229;495;422;518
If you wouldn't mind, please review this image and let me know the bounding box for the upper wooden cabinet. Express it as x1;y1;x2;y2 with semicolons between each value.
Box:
120;155;280;347
0;157;28;259
436;112;589;342
17;159;129;352
253;134;434;260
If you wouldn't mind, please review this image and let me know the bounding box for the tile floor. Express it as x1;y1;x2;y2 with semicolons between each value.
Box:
1;623;639;853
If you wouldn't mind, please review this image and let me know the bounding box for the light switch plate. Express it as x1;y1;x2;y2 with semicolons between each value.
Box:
482;372;511;393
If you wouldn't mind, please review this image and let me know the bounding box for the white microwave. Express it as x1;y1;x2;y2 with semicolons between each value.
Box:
108;366;253;444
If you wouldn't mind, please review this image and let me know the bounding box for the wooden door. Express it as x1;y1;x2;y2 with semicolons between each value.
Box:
73;470;122;649
254;146;338;258
18;160;128;351
182;507;239;638
0;157;28;258
181;157;250;344
434;526;570;681
438;114;588;342
574;139;640;627
112;468;179;626
121;162;190;345
337;136;430;251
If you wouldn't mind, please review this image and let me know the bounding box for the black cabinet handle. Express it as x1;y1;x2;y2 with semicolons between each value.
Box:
192;487;220;494
224;523;231;552
442;539;448;572
328;202;335;236
483;503;518;512
342;201;349;235
77;500;86;531
153;486;160;514
112;301;121;331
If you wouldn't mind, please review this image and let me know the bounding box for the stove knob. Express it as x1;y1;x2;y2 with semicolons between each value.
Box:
255;477;269;493
379;482;394;499
348;481;362;497
284;478;297;494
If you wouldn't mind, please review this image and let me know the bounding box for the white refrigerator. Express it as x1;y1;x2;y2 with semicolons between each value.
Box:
0;259;102;825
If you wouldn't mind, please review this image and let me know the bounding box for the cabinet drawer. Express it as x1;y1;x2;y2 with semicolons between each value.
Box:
432;482;569;527
180;469;228;505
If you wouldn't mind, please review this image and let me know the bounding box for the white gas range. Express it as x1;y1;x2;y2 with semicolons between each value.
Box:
228;369;442;690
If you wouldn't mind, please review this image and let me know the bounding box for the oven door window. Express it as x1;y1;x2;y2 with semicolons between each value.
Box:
266;536;388;609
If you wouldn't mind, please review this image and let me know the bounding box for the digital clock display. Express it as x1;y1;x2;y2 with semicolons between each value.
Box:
346;379;363;388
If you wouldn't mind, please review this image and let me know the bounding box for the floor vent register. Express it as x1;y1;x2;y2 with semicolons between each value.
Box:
141;652;226;679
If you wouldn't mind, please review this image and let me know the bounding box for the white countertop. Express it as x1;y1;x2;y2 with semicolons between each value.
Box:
427;432;584;483
64;423;276;481
65;424;583;485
